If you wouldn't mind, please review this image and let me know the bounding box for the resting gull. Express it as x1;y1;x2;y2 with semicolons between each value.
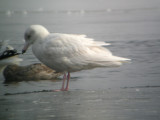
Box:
22;25;130;91
0;40;22;71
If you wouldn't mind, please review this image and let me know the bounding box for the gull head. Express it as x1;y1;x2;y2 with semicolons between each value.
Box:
22;25;49;54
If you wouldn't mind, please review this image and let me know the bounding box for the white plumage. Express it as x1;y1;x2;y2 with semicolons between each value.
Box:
22;25;130;91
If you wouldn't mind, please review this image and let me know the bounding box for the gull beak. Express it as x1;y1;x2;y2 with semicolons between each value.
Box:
22;42;29;54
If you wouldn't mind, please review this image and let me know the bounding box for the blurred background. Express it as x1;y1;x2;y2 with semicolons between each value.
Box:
0;0;160;120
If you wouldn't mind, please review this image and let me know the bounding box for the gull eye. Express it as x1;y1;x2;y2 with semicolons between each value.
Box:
27;35;31;39
24;33;31;40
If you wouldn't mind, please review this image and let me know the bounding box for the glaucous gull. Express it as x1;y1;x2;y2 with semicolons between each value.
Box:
22;25;130;91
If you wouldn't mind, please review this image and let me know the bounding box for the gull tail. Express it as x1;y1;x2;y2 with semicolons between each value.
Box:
111;56;131;66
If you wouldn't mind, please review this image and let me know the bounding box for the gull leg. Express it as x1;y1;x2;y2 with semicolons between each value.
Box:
61;73;66;91
52;73;66;92
65;72;70;91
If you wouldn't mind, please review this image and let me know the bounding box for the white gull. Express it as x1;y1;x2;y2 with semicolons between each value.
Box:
22;25;130;91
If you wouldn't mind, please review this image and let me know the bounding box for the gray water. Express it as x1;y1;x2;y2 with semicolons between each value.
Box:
0;0;160;120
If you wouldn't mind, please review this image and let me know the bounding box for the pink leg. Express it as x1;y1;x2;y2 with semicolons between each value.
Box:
52;73;66;92
61;73;66;90
65;72;70;91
